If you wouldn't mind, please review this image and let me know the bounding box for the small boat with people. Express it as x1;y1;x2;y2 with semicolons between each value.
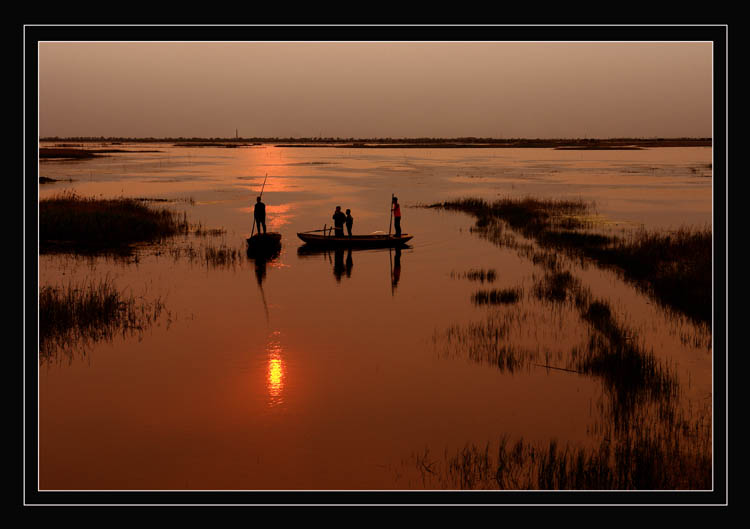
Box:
298;194;412;248
297;229;412;248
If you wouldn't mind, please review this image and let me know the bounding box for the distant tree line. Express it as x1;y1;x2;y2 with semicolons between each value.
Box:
40;136;712;144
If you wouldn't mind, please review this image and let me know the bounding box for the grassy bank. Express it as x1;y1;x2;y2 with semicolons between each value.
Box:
40;193;189;253
428;197;711;326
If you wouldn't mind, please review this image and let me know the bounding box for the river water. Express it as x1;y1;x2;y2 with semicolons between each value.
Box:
36;143;713;490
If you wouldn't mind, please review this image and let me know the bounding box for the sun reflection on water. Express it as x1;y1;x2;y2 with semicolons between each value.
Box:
265;331;286;407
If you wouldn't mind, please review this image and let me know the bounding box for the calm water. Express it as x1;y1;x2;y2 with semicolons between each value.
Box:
37;143;712;490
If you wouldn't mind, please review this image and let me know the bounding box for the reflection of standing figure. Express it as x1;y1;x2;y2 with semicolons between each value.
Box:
391;246;401;288
254;257;267;286
392;196;402;237
345;248;353;277
254;196;267;234
333;248;345;281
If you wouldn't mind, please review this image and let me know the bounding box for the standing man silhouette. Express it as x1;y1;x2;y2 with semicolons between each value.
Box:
392;196;402;237
254;196;267;234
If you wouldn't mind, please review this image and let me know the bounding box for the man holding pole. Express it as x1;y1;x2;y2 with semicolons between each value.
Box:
391;196;402;237
254;196;267;235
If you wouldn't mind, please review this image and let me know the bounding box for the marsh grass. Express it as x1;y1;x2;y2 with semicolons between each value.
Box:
533;270;580;303
428;197;711;325
529;270;679;416
39;277;167;360
590;227;712;324
451;268;497;283
436;313;537;373
438;267;679;420
418;418;710;490
40;192;190;253
471;288;522;305
194;227;227;237
204;243;242;268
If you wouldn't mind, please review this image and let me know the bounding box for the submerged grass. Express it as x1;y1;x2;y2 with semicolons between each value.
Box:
471;288;522;305
451;268;497;283
40;192;190;253
39;277;167;360
420;417;711;490
428;197;711;326
438;266;680;424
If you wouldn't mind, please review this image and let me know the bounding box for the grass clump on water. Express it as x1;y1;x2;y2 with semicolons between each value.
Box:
40;192;189;253
39;278;166;360
428;197;711;326
411;403;711;490
471;288;522;305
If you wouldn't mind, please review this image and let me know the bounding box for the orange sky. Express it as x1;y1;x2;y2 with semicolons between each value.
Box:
38;41;713;138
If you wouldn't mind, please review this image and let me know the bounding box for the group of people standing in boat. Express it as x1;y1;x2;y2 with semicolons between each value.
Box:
331;206;354;237
254;195;403;238
331;196;402;237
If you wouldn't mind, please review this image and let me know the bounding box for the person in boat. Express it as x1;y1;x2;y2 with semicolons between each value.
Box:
332;206;346;237
392;196;402;237
254;196;267;235
345;209;354;237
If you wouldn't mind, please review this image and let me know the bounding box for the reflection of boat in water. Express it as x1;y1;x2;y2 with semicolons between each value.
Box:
246;232;282;257
246;237;281;322
296;243;411;257
297;230;413;248
297;246;354;282
297;244;405;288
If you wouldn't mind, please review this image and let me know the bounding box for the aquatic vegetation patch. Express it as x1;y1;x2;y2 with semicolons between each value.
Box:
204;243;242;268
39;278;167;360
193;227;227;237
40;192;190;253
588;227;712;325
574;298;680;426
409;401;710;490
471;288;522;305
450;268;497;283
435;314;535;373
428;197;712;326
532;270;581;304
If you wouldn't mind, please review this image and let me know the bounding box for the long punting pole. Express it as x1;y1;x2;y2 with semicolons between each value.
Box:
388;193;394;237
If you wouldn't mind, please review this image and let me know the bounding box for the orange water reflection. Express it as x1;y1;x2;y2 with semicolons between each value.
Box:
265;331;286;407
239;203;295;230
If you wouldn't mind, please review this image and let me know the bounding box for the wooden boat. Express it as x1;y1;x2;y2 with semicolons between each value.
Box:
246;232;282;256
297;231;413;248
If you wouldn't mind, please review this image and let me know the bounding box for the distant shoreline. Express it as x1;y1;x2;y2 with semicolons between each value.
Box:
39;137;712;149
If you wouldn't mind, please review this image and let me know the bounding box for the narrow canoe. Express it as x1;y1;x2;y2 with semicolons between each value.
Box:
297;232;413;248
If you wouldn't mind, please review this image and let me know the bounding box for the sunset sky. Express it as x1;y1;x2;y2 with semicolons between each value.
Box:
38;41;713;139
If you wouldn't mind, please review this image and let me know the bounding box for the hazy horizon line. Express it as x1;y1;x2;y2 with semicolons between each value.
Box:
40;135;713;141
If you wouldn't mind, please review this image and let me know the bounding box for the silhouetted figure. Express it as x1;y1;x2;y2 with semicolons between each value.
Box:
333;247;346;281
332;206;346;237
392;196;402;237
345;209;354;236
345;248;353;277
254;196;267;234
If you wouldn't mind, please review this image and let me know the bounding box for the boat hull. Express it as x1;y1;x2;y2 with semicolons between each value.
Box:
297;232;413;248
246;232;282;256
